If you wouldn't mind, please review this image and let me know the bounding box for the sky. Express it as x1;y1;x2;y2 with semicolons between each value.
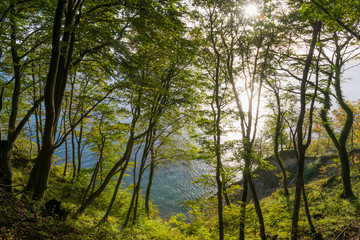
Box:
343;61;360;102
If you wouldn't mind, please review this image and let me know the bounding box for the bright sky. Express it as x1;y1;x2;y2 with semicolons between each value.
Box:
244;4;259;17
343;61;360;101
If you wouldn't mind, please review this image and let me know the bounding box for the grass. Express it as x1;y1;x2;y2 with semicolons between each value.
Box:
4;155;360;239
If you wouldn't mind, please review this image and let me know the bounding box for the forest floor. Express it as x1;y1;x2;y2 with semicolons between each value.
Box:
0;187;84;239
1;155;360;239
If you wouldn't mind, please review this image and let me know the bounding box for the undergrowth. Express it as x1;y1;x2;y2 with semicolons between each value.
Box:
3;155;360;239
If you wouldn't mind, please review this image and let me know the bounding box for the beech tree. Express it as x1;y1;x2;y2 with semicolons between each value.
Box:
23;0;176;200
286;8;321;240
264;76;290;196
319;30;360;198
0;0;47;191
304;0;360;41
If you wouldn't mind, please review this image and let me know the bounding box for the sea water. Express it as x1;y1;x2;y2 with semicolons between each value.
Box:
55;143;215;218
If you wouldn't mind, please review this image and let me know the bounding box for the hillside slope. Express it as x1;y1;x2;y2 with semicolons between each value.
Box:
234;150;352;202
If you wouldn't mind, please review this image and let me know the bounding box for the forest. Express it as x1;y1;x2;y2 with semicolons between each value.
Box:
1;0;360;239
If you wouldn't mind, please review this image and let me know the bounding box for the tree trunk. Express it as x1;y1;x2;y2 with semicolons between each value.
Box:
127;128;153;226
100;156;130;223
145;147;155;216
64;136;68;176
247;174;266;240
319;49;355;199
339;145;354;198
23;0;68;200
76;120;84;176
74;119;137;218
0;6;22;191
274;92;289;196
291;20;321;240
333;37;355;198
0;141;11;191
71;129;76;178
302;181;315;233
239;172;248;240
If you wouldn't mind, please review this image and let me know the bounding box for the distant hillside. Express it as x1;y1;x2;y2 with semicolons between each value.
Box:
233;150;360;202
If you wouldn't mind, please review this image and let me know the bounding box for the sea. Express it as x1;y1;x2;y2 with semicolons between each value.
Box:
55;143;216;218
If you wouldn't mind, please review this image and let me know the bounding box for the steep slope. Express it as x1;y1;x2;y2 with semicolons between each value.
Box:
234;150;350;202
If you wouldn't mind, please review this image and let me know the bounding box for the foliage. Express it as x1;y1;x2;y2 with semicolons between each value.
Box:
1;0;360;239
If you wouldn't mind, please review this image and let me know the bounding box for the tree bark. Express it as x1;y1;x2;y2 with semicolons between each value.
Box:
302;181;316;233
145;146;155;216
100;156;130;223
247;174;266;240
23;0;68;200
239;170;248;240
291;20;321;240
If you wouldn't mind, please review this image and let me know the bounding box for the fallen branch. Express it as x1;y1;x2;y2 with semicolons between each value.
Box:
335;223;350;240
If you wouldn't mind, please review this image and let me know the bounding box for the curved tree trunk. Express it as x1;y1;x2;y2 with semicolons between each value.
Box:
291;20;321;240
74;133;135;218
74;105;140;218
23;0;73;200
320;88;355;199
100;156;130;223
333;36;355;198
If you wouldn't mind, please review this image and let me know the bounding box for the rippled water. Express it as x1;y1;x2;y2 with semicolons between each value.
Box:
133;161;215;218
56;144;215;218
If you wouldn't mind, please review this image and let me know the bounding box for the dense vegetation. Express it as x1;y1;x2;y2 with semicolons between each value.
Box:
1;0;360;239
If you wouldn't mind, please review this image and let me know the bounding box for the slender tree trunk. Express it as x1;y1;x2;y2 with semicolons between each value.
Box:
132;183;142;225
215;149;224;240
127;128;153;226
302;181;315;233
74;109;139;218
239;172;248;240
0;7;22;190
145;146;155;216
123;181;139;227
64;136;68;176
214;107;224;240
242;140;266;240
209;11;225;238
32;63;42;154
83;129;106;199
339;145;354;198
75;138;134;218
333;37;355;198
71;129;76;178
0;141;11;191
82;162;99;204
100;156;130;223
274;93;289;196
247;174;266;240
124;148;144;228
76;120;84;176
291;21;321;240
320;42;355;199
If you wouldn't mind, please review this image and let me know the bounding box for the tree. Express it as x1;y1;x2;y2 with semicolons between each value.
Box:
304;0;360;41
264;76;290;196
289;15;321;240
23;0;134;200
220;2;276;238
0;0;47;191
318;30;359;198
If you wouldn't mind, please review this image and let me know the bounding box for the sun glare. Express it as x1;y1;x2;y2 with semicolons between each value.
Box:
244;4;259;17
